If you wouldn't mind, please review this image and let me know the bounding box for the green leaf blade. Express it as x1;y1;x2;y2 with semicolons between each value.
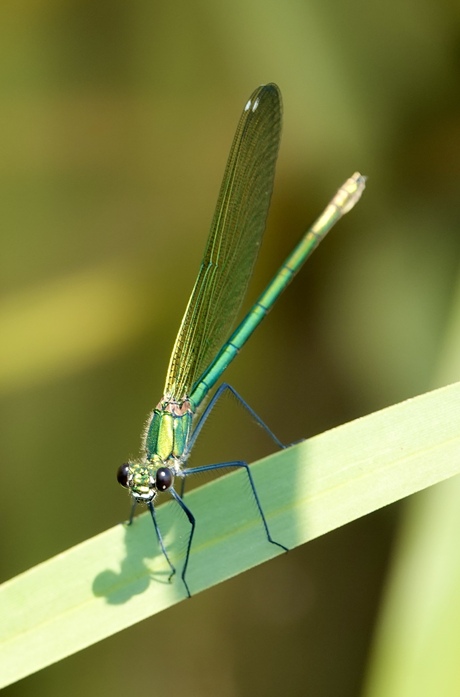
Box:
1;380;460;688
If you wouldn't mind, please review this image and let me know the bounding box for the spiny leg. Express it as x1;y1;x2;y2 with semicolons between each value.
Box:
147;501;176;584
186;383;286;456
183;461;288;552
169;488;195;598
181;383;286;501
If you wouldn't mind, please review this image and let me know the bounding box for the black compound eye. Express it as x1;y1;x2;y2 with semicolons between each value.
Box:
155;467;173;492
117;463;130;488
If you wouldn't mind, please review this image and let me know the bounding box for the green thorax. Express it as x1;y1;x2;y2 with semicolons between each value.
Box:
143;397;194;463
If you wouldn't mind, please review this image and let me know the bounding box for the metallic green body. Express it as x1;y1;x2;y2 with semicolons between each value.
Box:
126;166;365;502
144;399;194;463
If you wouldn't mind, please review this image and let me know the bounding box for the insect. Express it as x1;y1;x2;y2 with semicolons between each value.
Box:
117;83;366;596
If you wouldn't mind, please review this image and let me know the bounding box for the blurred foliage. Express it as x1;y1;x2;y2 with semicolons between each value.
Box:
1;1;459;696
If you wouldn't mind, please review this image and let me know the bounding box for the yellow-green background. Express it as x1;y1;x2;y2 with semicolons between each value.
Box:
1;1;459;696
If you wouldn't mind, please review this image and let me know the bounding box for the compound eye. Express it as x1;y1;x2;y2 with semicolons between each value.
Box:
117;463;130;488
155;467;173;492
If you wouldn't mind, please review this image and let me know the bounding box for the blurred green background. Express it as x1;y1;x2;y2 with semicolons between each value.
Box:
1;1;460;696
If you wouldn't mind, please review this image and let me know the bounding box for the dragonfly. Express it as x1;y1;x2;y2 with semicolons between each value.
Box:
117;83;366;597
